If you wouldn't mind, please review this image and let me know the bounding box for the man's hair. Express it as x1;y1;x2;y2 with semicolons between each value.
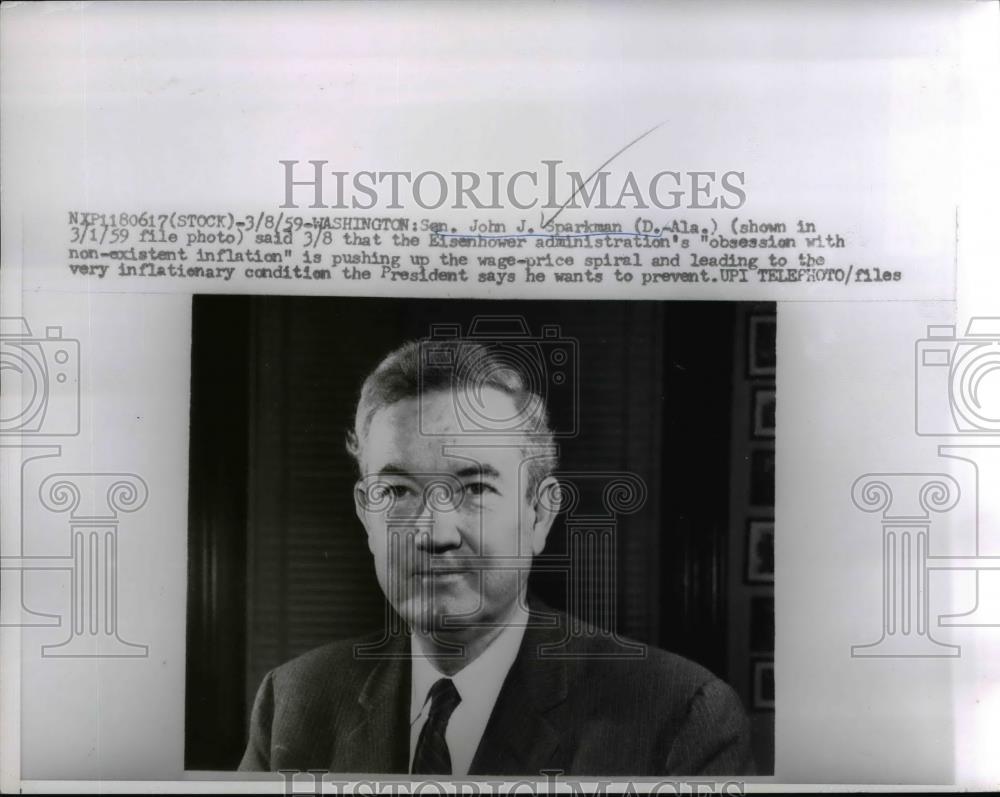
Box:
345;338;558;497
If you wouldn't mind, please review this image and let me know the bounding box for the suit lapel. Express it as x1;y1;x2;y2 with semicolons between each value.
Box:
332;634;412;773
330;604;572;775
469;606;570;776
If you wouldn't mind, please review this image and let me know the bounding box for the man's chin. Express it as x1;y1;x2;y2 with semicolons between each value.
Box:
397;593;484;635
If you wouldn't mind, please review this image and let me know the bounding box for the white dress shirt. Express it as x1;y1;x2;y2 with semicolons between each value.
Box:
408;604;529;776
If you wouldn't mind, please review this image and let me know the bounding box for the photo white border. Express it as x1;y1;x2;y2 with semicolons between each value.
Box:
2;0;998;791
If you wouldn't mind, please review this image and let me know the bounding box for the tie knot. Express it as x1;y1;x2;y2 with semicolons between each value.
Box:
426;677;461;721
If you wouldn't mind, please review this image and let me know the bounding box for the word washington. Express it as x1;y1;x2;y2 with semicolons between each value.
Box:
279;160;747;211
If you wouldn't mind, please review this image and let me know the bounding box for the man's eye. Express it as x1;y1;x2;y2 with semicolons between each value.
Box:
463;481;495;498
376;483;413;500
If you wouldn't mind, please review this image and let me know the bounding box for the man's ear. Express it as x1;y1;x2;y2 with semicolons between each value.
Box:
354;481;376;554
529;475;561;556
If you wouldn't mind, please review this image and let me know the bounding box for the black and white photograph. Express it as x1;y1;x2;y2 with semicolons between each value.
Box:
186;297;776;775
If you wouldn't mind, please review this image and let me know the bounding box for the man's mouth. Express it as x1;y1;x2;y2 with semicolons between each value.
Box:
412;563;473;580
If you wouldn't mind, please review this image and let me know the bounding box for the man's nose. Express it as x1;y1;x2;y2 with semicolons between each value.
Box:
414;508;463;552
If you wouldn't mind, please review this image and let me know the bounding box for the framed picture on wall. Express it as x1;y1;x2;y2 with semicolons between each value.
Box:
745;519;775;584
749;448;776;508
751;659;775;711
750;595;775;652
747;314;777;377
751;387;776;439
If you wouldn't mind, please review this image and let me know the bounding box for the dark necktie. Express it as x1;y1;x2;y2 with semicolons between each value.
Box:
411;678;462;775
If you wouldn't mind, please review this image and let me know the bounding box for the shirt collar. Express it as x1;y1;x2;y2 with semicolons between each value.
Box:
409;602;529;723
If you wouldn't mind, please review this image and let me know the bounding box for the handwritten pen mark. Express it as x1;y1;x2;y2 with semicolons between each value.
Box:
539;123;664;230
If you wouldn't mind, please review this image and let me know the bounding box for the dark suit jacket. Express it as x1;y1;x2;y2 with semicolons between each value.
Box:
239;604;754;776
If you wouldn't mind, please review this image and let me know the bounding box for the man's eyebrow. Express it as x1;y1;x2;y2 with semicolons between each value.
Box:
375;463;413;477
454;464;501;480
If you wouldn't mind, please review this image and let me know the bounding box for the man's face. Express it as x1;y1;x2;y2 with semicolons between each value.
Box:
354;387;557;636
